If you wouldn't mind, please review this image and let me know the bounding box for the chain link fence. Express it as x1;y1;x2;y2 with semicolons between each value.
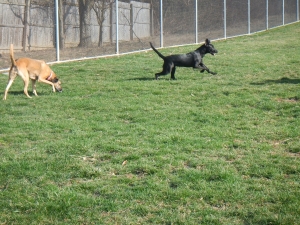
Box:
0;0;299;70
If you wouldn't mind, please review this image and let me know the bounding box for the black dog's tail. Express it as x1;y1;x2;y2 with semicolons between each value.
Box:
150;42;165;59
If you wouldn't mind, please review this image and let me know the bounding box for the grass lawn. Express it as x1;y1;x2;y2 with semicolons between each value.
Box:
0;22;299;224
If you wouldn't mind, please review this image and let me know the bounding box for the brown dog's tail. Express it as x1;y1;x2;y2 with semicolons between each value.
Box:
150;42;165;60
10;44;17;67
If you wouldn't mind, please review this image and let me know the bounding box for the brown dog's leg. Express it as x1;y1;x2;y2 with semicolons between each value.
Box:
32;80;38;96
17;69;32;99
3;79;14;100
22;78;32;99
3;69;18;100
38;78;56;92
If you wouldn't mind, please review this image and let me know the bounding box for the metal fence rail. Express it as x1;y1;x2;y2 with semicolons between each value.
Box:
0;0;299;70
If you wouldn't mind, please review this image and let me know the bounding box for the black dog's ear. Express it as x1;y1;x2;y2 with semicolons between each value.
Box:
205;39;210;46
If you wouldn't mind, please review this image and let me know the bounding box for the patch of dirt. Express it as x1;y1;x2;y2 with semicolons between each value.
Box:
0;30;221;70
0;37;159;70
276;97;299;103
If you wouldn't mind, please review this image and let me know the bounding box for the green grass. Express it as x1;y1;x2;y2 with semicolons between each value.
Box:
0;23;299;224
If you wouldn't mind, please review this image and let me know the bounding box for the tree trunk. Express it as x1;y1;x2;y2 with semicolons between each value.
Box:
78;0;94;47
22;0;30;51
98;24;103;47
58;0;65;49
92;1;111;47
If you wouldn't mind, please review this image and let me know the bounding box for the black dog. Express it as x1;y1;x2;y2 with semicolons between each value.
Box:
150;39;218;80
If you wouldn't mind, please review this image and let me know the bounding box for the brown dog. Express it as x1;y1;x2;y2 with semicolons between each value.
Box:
3;44;62;100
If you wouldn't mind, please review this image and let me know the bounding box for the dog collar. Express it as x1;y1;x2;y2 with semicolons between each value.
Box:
46;72;53;81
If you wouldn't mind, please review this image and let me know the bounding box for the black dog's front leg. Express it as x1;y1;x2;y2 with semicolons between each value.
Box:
199;63;217;75
193;59;206;71
193;55;216;75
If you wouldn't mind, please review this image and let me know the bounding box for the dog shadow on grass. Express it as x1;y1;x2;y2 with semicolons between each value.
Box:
250;77;300;85
4;91;24;96
5;91;47;97
250;77;300;102
127;77;155;81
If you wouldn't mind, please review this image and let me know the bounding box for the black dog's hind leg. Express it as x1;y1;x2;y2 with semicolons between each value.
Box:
170;66;176;80
155;62;173;80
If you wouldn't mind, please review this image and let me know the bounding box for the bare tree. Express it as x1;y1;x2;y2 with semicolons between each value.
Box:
120;4;144;43
22;0;31;51
92;0;114;47
78;0;95;47
58;0;65;49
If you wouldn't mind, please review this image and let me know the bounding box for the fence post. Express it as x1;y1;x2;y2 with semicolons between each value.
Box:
248;0;251;34
283;0;285;25
116;0;119;54
160;0;163;47
224;0;226;39
55;0;60;61
195;0;198;44
297;0;299;21
266;0;269;30
130;3;133;41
